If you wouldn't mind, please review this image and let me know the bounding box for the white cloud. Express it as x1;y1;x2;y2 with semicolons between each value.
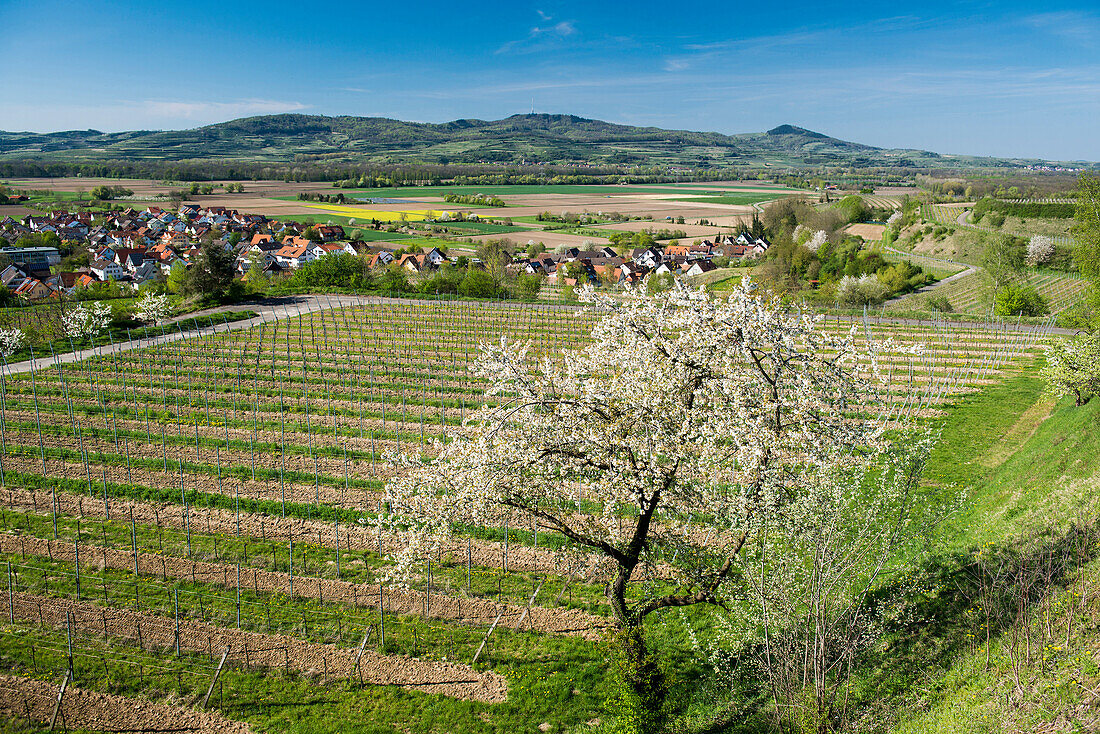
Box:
1022;11;1099;43
541;21;575;36
138;99;307;120
496;14;577;53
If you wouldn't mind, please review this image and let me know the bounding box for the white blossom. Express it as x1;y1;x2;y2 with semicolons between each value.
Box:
886;211;902;226
0;328;26;359
806;229;827;251
1026;235;1055;267
836;275;889;306
383;278;888;612
1041;331;1100;406
134;293;173;325
63;301;112;341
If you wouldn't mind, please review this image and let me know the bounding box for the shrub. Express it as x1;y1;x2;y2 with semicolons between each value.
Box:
457;269;498;298
836;275;889;306
510;273;544;302
925;294;954;313
1026;235;1056;267
994;283;1049;317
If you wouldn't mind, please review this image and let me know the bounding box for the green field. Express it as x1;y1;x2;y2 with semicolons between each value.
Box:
423;221;529;234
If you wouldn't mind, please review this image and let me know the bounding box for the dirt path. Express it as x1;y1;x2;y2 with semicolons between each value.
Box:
9;591;508;702
0;672;252;733
0;532;608;639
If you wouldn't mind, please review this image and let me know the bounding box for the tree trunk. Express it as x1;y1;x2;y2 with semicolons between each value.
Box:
608;565;668;731
614;624;668;732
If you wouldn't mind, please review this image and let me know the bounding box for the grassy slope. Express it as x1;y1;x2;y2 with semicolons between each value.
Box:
885;359;1100;733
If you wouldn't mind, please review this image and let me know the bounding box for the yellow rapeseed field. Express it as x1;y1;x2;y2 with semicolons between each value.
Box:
305;204;446;222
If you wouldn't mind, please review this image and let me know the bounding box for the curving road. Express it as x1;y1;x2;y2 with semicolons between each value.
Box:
881;244;980;309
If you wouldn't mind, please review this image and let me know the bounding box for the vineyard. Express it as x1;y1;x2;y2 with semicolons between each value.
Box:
0;298;1057;732
888;270;1089;315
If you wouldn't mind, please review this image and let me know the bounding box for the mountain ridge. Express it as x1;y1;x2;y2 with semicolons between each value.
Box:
0;112;1081;170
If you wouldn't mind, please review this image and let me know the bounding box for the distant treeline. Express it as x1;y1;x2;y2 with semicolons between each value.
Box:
973;197;1076;219
0;158;756;185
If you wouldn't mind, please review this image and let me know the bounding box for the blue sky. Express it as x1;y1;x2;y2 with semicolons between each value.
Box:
3;0;1099;160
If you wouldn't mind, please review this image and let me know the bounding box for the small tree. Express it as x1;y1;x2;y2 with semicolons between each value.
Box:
384;280;886;729
166;261;188;295
62;302;112;343
0;328;26;359
994;283;1048;317
511;272;544;302
1027;235;1056;267
982;234;1024;304
836;275;889;306
701;430;938;732
646;271;675;294
1041;331;1100;406
457;268;498;298
184;240;236;300
134;293;173;326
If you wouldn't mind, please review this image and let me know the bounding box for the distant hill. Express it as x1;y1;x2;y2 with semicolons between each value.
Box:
0;113;1079;170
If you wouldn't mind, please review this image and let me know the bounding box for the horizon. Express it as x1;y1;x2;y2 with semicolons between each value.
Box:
4;1;1100;161
3;112;1093;166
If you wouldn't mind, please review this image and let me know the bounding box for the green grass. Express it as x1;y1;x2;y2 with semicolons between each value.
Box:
959;390;1100;545
421;221;528;234
0;618;612;734
924;363;1047;494
269;214;413;236
825;359;1100;734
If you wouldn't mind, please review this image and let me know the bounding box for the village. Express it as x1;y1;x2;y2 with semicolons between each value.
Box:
0;202;772;300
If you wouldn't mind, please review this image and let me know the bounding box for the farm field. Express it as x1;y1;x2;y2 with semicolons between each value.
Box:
0;298;1060;732
1;177;799;244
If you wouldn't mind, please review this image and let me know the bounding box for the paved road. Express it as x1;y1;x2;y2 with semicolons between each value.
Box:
881;245;980;309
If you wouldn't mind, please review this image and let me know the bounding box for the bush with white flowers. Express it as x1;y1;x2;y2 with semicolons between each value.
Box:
63;301;112;342
134;293;173;326
836;274;889;305
0;328;26;359
1026;235;1056;267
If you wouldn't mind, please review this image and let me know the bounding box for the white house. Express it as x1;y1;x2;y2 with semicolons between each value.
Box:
90;259;126;281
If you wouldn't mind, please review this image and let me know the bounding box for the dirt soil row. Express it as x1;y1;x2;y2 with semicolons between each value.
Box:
0;532;607;639
9;591;508;702
2;451;379;513
0;672;253;733
0;486;603;577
